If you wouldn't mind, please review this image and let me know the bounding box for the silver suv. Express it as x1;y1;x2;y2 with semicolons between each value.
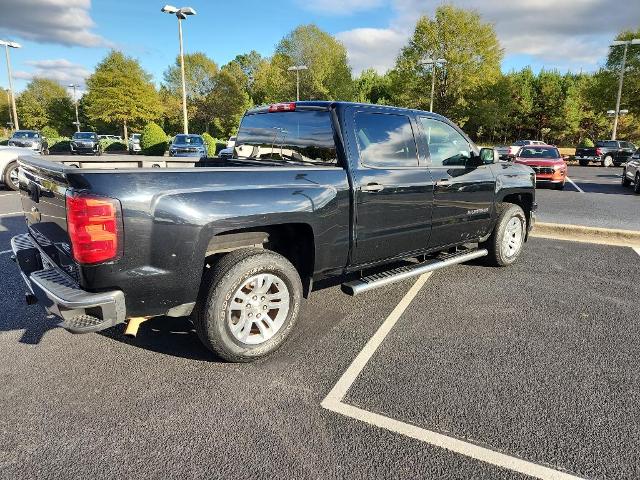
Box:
622;148;640;194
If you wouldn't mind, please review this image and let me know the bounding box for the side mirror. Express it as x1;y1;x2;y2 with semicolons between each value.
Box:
479;147;498;164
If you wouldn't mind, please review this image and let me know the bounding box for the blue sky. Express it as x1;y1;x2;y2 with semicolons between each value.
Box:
0;0;637;93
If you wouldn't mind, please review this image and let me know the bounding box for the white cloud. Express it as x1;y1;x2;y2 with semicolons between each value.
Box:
297;0;385;15
334;0;640;75
14;59;91;89
0;0;111;47
336;27;408;74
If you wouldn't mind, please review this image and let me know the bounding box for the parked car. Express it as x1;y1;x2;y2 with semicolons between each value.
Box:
226;135;237;149
0;146;39;191
7;130;48;154
98;134;123;141
128;134;141;154
169;134;207;158
12;101;536;362
496;140;545;160
70;132;102;155
513;145;567;190
622;148;640;194
575;140;636;167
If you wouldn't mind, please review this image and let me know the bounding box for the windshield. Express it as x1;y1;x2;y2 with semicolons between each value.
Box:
596;140;617;148
174;135;203;145
518;147;560;159
234;110;337;166
12;131;38;139
73;132;97;140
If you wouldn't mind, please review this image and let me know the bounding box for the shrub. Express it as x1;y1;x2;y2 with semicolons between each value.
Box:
201;132;216;157
99;139;127;152
580;138;595;148
48;137;71;152
141;122;168;156
41;126;59;139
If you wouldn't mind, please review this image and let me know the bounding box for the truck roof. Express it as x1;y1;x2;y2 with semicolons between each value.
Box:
246;101;449;121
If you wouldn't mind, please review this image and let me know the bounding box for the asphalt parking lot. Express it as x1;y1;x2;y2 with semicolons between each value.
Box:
1;168;639;479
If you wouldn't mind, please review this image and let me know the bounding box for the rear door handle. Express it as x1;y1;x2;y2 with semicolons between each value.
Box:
361;183;384;193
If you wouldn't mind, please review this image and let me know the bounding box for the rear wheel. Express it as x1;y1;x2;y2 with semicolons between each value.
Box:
602;155;614;167
3;161;19;191
579;159;589;167
194;248;302;362
481;203;526;267
635;174;640;194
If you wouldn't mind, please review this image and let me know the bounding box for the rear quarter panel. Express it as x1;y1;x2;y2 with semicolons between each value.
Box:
65;167;351;317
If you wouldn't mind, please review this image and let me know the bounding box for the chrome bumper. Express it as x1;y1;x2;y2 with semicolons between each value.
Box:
11;233;126;333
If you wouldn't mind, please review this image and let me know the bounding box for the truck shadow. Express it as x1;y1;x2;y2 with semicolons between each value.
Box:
99;316;220;362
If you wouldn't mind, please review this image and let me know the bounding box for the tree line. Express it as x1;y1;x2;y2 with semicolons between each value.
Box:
1;5;638;146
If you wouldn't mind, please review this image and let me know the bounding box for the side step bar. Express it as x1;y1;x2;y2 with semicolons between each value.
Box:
341;248;488;296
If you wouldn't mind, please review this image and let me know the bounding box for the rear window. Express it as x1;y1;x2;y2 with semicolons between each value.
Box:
234;110;337;166
518;147;560;159
596;141;617;148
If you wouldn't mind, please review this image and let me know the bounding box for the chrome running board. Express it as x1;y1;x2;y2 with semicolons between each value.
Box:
341;248;488;296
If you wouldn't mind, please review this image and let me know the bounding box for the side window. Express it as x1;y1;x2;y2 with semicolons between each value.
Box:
419;117;471;167
353;112;418;168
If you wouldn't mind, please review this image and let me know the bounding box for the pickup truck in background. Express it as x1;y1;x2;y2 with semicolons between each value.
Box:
575;140;636;167
495;140;546;160
12;101;536;362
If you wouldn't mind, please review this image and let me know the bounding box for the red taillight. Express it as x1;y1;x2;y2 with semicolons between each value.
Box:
66;192;122;264
268;102;296;112
596;147;602;156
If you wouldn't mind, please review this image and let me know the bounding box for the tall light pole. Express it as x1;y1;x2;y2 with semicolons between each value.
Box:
610;38;640;140
419;57;446;112
68;84;80;132
0;40;20;131
5;88;13;130
287;65;308;101
161;5;196;134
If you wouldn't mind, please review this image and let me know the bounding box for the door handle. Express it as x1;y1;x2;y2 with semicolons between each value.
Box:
436;178;451;186
361;183;384;193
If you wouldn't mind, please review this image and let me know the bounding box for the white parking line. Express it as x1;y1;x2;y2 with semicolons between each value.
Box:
322;272;585;480
634;247;640;257
0;211;21;217
0;193;17;198
565;177;584;193
0;249;11;255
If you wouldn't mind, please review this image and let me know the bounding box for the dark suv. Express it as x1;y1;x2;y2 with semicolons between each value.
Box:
70;132;102;155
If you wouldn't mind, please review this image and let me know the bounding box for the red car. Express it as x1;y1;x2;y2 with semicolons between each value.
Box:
513;145;568;190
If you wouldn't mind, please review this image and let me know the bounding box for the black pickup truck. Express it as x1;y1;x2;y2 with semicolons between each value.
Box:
12;101;536;362
575;140;636;167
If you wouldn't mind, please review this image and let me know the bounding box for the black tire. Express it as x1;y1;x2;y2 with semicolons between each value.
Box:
3;161;19;191
194;248;302;362
579;159;589;167
481;203;527;267
602;155;614;167
634;174;640;195
553;181;565;190
622;169;631;187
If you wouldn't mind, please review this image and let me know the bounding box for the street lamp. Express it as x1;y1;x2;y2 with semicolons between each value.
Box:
0;39;21;131
609;38;640;140
161;4;196;134
287;65;308;102
419;57;446;112
68;84;81;132
5;88;13;130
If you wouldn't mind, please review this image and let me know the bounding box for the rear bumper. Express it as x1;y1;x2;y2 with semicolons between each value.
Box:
11;233;126;333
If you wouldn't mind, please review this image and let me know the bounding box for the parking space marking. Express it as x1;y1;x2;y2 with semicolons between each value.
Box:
322;272;585;480
0;249;11;255
0;212;21;217
634;247;640;257
0;193;17;198
565;177;584;193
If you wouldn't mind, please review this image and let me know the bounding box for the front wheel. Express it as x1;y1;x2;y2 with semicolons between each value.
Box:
553;181;565;190
635;174;640;195
481;203;526;267
3;162;19;191
622;170;631;187
194;248;302;362
579;159;589;167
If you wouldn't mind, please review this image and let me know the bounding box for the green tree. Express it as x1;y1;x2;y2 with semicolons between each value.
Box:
389;5;502;124
354;69;392;104
140;121;168;155
15;78;75;135
253;25;353;103
202;68;252;138
83;50;162;139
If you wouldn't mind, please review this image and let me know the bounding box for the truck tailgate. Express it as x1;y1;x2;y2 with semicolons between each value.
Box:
18;156;77;279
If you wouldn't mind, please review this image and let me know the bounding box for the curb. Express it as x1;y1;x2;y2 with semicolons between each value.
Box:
531;222;640;247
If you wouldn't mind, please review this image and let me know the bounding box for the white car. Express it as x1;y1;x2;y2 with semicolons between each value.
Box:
496;140;545;160
0;146;40;191
128;134;142;154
